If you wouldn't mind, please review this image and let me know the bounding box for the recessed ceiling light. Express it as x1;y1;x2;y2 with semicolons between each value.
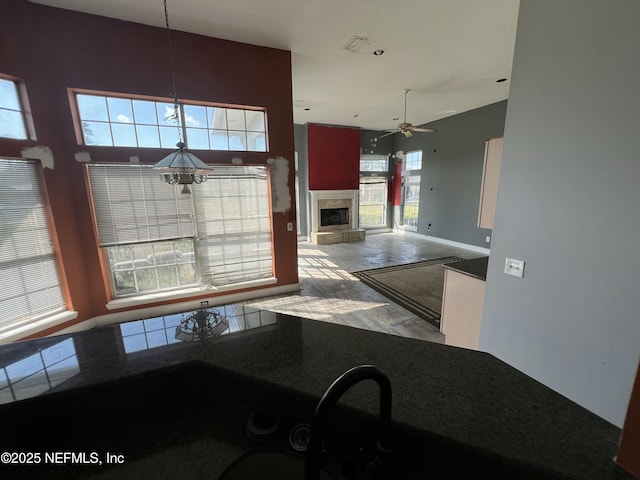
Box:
496;78;508;83
373;49;385;56
304;108;311;111
392;117;399;121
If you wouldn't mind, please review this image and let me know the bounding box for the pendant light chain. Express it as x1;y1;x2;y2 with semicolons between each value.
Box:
164;0;183;144
154;0;210;189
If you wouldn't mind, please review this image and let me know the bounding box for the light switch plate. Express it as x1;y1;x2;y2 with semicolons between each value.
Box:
504;257;525;278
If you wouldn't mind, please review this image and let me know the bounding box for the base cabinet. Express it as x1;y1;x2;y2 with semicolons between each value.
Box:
440;269;486;350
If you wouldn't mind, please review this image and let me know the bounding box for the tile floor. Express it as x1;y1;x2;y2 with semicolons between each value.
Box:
243;232;484;343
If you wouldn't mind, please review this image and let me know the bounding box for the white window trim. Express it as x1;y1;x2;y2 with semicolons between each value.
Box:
0;310;78;345
105;277;277;310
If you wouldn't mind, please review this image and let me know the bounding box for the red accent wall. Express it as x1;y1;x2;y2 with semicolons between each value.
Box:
307;124;360;190
0;0;296;336
392;159;403;206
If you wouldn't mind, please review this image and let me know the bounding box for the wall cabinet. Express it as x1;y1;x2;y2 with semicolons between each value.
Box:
477;136;504;229
440;269;486;350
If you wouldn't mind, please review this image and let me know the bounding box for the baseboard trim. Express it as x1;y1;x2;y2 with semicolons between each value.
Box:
394;229;491;255
51;283;301;337
365;228;393;235
106;277;279;311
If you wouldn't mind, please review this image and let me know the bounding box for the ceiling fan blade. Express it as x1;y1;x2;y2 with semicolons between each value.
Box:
382;89;438;138
378;130;398;138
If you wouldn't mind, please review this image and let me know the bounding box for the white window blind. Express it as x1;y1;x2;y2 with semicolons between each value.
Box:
194;166;273;286
360;154;389;173
87;164;195;247
0;159;66;329
86;164;274;297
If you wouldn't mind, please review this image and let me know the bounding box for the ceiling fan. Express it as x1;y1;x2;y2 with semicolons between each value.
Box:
379;89;437;138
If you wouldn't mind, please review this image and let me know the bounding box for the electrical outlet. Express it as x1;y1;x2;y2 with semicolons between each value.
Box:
504;258;525;278
287;222;294;231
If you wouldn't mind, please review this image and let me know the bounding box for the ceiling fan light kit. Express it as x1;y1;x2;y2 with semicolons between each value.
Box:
380;89;437;138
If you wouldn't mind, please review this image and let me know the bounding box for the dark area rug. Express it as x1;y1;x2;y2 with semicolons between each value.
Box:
351;256;463;329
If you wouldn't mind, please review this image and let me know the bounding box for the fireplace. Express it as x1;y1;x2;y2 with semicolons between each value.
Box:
321;208;349;227
309;190;365;244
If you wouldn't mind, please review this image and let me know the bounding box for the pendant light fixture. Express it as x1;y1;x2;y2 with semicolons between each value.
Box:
154;0;211;193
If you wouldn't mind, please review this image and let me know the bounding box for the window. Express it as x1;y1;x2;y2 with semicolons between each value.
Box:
0;159;67;331
360;155;389;173
75;93;267;152
401;150;422;228
359;154;389;228
404;150;422;171
0;78;31;140
194;166;273;286
86;164;273;298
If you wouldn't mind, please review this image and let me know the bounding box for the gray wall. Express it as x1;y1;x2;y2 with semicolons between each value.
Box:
293;123;309;236
481;0;640;427
295;102;508;245
393;101;507;247
360;129;396;157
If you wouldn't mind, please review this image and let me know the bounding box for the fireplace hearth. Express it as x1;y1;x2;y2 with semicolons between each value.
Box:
309;190;365;245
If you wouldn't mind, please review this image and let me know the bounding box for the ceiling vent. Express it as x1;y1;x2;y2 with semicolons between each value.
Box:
343;35;369;53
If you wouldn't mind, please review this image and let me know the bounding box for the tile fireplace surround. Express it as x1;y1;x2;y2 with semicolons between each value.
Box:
309;189;365;245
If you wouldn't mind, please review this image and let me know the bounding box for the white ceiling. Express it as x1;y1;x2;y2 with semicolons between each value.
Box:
31;0;520;131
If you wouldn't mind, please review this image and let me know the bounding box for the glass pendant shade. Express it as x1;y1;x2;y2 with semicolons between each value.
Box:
175;309;229;342
154;142;211;190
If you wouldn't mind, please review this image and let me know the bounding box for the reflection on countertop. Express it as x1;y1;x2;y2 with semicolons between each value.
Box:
444;256;489;280
0;305;278;405
0;304;632;480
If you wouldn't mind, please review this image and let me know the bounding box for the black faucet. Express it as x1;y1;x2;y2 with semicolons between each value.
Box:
304;365;393;480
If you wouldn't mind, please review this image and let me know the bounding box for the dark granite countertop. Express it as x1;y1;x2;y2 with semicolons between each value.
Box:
0;304;631;479
444;256;489;280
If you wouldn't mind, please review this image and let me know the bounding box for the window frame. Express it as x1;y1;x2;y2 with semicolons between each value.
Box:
0;158;71;334
359;154;390;228
85;163;275;302
0;74;36;141
400;150;423;230
68;89;268;152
